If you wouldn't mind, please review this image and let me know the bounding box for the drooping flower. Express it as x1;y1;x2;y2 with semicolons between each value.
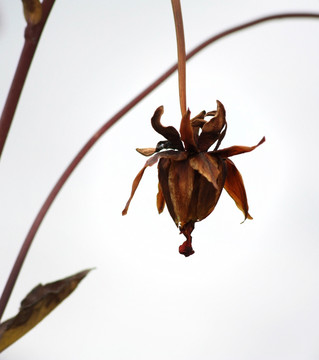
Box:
122;100;265;257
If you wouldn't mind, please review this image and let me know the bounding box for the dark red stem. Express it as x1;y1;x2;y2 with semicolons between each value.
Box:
0;0;56;158
0;12;318;321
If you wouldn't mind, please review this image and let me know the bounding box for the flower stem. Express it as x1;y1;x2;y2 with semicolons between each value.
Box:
0;0;56;159
171;0;187;116
0;11;318;321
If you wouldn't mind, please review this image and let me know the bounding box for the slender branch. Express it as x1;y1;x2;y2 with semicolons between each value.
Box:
1;12;319;321
171;0;187;116
0;0;56;159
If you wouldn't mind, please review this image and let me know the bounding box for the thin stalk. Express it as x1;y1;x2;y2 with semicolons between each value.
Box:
0;12;319;321
0;0;56;158
171;0;187;116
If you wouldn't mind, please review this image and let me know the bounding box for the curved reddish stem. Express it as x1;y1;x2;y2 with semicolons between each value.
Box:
0;0;56;158
1;12;319;320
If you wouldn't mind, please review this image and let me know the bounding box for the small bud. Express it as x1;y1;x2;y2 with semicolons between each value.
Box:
22;0;42;25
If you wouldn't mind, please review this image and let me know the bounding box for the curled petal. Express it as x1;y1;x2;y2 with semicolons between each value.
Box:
198;100;227;151
202;100;225;133
151;106;184;151
191;118;206;129
191;110;206;128
122;166;147;216
224;158;252;221
156;183;165;214
212;122;227;151
214;136;265;158
191;110;206;142
180;109;197;151
189;153;221;190
122;151;187;215
136;148;156;156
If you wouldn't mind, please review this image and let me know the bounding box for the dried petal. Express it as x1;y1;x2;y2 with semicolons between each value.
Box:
122;151;187;215
156;183;165;214
214;136;265;158
158;158;178;224
168;159;195;226
180;109;197;151
189;153;221;189
212;122;227;151
136;148;156;156
151;106;184;151
191;111;206;129
195;162;226;221
223;158;252;221
122;166;147;216
190;110;206;142
198;100;227;151
191;118;206;129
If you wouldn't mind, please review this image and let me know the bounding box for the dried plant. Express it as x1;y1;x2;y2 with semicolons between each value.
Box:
122;101;265;256
0;0;318;353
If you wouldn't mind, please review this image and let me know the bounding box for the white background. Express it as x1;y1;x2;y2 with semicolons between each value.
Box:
1;0;319;359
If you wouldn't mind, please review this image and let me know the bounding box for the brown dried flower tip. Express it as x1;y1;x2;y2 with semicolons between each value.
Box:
122;100;265;257
22;0;42;25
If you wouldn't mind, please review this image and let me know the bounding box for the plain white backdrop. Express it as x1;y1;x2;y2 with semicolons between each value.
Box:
1;0;319;359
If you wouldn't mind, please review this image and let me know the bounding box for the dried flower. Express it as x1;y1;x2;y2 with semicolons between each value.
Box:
122;100;265;256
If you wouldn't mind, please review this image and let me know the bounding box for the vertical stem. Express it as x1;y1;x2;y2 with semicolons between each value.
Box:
171;0;187;116
0;0;56;158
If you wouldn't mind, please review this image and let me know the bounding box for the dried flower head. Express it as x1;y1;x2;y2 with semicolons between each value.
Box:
122;100;265;256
